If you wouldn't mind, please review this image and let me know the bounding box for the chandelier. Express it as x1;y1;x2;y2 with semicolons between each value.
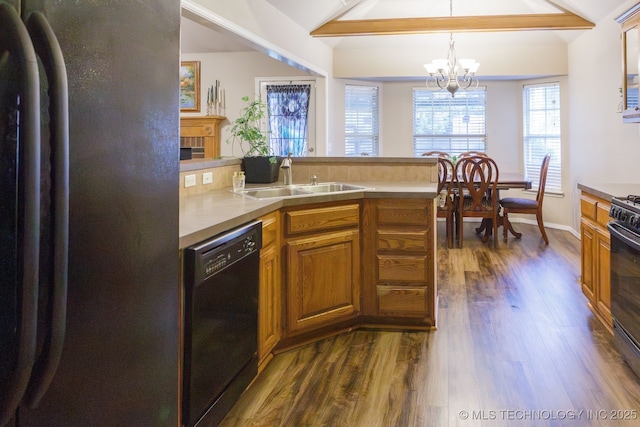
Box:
424;0;480;97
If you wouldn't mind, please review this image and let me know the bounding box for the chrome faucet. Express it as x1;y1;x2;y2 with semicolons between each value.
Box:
281;153;292;186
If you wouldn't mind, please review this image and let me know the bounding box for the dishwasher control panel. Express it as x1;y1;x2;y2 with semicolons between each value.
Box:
202;234;258;277
185;220;262;284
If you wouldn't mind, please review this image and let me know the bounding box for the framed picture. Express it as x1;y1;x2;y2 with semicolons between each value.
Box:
180;61;200;112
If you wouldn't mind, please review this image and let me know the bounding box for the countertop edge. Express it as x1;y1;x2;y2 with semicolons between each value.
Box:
180;157;241;172
578;182;640;202
180;185;437;249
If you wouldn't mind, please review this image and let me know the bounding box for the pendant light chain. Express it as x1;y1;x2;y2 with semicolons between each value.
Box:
424;0;480;97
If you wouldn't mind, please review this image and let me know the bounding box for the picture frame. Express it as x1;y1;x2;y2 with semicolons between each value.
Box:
180;61;200;112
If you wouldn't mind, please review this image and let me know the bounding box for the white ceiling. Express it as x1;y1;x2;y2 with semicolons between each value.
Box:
180;0;631;59
181;15;254;53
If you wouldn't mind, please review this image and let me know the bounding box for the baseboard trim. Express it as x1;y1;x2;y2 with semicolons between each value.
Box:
436;217;580;239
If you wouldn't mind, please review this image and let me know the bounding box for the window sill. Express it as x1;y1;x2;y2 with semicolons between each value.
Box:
522;189;565;198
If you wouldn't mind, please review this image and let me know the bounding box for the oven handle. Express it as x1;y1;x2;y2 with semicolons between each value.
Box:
608;221;640;252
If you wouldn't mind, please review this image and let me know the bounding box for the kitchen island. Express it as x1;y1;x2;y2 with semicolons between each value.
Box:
180;170;439;370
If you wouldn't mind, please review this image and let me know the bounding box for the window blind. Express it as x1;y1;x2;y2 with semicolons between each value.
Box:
523;83;562;193
412;88;487;157
345;85;379;156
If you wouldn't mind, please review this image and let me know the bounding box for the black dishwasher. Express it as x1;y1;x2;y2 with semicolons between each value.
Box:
182;220;262;427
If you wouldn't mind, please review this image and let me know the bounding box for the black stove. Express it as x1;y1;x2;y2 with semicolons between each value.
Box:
610;195;640;231
608;194;640;380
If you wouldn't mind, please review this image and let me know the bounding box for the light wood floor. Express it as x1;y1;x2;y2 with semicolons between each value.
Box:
220;223;640;427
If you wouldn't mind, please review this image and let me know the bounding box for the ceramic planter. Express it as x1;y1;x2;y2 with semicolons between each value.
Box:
242;156;282;183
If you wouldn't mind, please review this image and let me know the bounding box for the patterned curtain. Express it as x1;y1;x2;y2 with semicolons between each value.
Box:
266;84;310;157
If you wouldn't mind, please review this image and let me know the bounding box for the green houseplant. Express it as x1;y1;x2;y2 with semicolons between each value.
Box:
227;96;281;183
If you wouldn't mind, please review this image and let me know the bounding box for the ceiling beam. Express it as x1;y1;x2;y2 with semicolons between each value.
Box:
310;13;595;37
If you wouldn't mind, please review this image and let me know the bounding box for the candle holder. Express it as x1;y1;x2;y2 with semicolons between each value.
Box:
206;82;226;116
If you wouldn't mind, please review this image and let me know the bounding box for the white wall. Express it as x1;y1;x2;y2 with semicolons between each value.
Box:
183;0;336;157
334;34;568;80
183;0;640;233
181;51;310;157
187;0;333;75
327;77;574;228
331;80;527;162
568;0;640;231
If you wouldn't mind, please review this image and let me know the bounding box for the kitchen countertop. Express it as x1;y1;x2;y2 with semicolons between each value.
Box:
577;182;640;202
179;182;437;249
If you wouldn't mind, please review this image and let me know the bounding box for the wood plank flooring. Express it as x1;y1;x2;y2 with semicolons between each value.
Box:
220;223;640;427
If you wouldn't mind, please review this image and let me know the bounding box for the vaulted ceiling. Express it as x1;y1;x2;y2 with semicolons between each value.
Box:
181;0;631;67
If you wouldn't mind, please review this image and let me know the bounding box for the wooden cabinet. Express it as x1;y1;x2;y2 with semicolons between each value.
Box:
580;218;596;303
282;203;360;336
595;227;611;328
258;212;281;371
579;193;612;332
362;199;437;327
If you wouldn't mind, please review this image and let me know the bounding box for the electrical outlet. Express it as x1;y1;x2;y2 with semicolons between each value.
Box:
202;172;213;185
184;174;196;188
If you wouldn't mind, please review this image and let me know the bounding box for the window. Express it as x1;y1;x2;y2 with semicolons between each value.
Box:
523;83;561;193
345;85;379;156
264;82;313;157
413;88;486;157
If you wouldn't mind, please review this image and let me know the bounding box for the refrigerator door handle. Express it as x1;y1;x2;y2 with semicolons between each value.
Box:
22;11;70;409
0;3;41;426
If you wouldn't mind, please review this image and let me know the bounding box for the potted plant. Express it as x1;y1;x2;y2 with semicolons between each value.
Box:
227;95;281;183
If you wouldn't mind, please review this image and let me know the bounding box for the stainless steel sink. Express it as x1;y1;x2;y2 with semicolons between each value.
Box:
238;186;313;199
294;183;367;193
236;182;370;199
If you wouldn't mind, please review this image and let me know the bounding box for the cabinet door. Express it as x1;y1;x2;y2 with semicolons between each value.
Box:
285;229;360;334
258;211;280;370
580;218;596;304
258;243;280;368
595;227;612;327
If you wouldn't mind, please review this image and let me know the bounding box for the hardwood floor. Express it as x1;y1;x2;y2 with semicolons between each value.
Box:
220;223;640;427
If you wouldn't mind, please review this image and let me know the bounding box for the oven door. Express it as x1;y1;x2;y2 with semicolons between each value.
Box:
608;221;640;353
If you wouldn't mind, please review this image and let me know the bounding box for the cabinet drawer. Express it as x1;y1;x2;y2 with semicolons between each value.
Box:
378;255;427;283
285;204;359;235
596;201;611;228
377;230;428;252
261;211;279;249
377;200;429;226
377;286;427;317
580;195;598;221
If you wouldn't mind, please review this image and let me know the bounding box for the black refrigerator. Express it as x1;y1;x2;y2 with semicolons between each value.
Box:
0;0;181;426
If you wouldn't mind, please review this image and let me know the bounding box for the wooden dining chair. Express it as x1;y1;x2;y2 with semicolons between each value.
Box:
456;155;500;248
458;151;488;158
436;157;456;248
458;151;489;179
500;154;551;245
422;151;450;158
